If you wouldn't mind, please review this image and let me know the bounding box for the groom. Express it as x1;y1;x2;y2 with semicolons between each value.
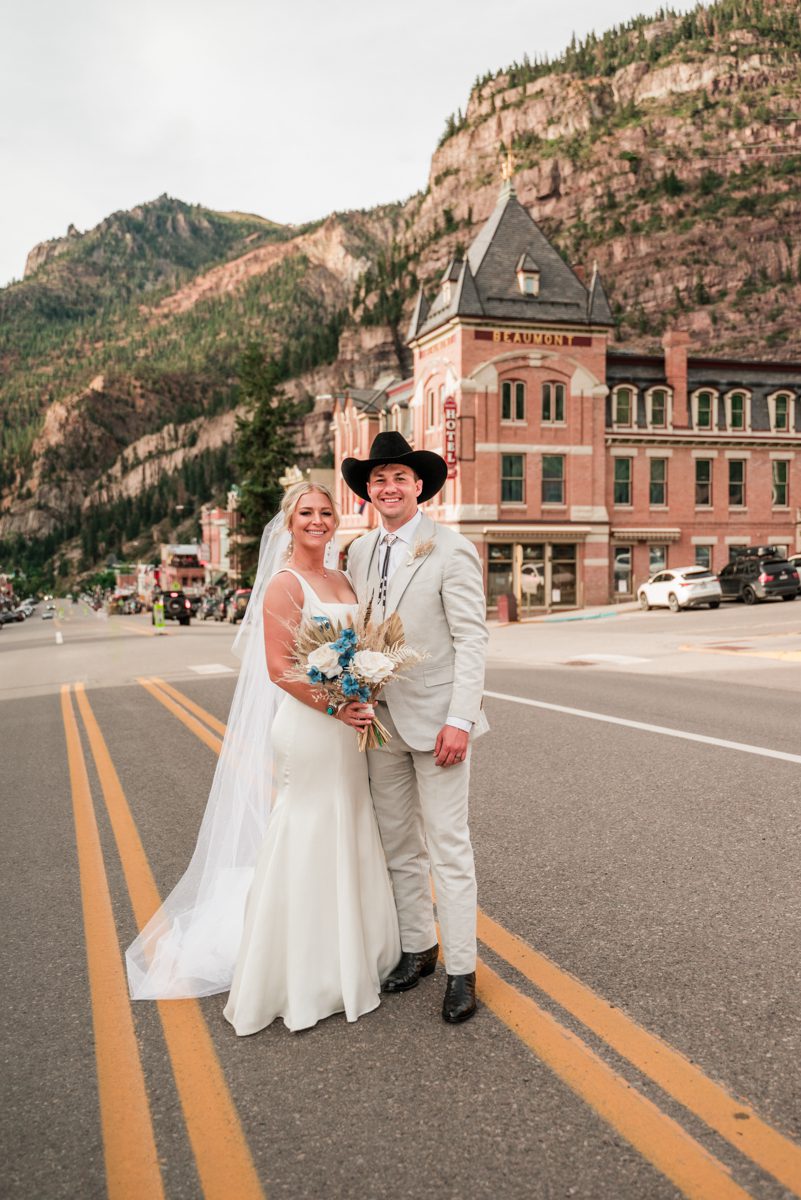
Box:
342;431;488;1023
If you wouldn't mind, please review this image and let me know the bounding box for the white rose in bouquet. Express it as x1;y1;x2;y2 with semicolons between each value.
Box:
351;650;394;685
307;644;343;678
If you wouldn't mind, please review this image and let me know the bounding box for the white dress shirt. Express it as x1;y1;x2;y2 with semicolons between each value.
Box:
378;510;472;735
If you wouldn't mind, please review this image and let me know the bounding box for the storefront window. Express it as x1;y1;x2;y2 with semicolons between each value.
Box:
488;542;577;610
487;544;514;608
649;545;667;575
613;546;632;596
520;544;545;611
695;545;712;569
551;545;577;607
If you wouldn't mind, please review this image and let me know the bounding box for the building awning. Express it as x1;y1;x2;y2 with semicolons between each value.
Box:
611;528;681;543
483;525;593;542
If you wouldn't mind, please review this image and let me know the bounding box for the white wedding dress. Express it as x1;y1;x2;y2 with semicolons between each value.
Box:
223;570;401;1035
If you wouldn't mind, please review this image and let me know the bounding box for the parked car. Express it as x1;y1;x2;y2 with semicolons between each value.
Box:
200;596;224;620
718;551;799;604
0;610;19;625
787;554;801;591
229;588;252;624
638;567;722;612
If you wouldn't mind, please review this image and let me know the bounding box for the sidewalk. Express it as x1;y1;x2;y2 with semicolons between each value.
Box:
487;600;640;628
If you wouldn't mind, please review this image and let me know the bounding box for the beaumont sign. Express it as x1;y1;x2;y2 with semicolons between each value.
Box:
475;329;592;348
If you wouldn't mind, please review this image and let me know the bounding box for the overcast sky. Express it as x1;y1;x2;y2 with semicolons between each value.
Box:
1;0;710;288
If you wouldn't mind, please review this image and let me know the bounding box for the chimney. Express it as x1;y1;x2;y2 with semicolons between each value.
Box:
662;329;691;428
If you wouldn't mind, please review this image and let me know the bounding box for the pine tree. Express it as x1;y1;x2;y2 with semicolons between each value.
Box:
234;345;298;574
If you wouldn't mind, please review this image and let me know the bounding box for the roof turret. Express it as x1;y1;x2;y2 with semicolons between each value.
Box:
410;176;615;343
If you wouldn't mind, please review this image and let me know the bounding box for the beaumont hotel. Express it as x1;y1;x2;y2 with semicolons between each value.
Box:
331;176;801;612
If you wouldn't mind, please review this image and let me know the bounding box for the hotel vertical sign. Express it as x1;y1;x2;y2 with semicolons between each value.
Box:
444;396;458;478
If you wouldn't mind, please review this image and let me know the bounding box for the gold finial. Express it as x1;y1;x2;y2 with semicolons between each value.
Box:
501;149;515;182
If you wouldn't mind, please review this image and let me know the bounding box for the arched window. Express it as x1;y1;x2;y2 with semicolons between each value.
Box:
768;391;795;433
542;382;566;424
501;379;526;422
426;387;437;428
724;389;751;432
691;389;718;431
646;387;671;429
612;386;635;427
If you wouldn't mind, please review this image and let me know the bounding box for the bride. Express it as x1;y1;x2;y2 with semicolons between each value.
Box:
126;481;401;1033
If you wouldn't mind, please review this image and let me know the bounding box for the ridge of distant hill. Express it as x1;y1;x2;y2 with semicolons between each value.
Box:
1;0;800;582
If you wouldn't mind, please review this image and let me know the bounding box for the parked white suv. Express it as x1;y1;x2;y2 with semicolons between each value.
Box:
638;567;722;613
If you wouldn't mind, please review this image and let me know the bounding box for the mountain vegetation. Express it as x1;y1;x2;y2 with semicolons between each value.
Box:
1;0;800;591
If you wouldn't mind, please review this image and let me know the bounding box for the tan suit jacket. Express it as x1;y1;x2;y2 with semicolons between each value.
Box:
348;513;489;751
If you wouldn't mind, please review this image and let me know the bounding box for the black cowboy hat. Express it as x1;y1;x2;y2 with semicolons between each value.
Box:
341;431;448;504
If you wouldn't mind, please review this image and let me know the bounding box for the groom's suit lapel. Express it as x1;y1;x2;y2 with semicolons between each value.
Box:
362;527;383;607
385;513;437;614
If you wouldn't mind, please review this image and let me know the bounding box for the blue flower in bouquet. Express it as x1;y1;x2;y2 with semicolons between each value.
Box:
330;625;358;667
341;673;370;703
307;665;325;684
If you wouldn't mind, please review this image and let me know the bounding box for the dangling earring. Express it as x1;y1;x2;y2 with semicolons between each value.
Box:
286;533;294;559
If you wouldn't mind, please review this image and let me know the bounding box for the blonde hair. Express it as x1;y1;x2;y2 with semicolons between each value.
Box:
280;481;340;531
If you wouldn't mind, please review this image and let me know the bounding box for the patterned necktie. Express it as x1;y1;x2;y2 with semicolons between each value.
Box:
378;533;397;612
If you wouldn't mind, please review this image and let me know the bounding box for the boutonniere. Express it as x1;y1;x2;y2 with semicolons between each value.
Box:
406;537;435;566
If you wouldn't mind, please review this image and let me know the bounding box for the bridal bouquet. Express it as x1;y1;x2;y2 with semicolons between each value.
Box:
287;606;424;751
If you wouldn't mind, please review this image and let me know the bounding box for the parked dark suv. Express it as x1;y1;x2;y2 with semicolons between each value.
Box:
152;589;193;625
718;547;799;605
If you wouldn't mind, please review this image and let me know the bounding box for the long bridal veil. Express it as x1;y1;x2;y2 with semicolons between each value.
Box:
127;514;289;999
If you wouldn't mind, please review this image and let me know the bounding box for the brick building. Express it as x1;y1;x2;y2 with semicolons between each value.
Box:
331;176;801;611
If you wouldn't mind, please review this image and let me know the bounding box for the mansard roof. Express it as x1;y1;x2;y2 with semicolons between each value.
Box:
408;180;615;342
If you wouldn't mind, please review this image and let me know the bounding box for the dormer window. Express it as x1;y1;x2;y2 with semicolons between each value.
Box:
691;389;718;431
612;386;635;428
768;390;795;433
442;282;452;304
516;253;540;297
646;387;671;430
724;389;750;432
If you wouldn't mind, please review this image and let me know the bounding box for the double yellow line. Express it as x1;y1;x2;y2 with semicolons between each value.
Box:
61;683;265;1200
137;675;801;1200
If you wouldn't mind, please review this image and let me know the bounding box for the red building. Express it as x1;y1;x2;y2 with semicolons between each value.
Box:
332;176;801;611
159;544;205;593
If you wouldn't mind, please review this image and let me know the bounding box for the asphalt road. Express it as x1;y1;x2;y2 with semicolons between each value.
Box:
2;601;800;1200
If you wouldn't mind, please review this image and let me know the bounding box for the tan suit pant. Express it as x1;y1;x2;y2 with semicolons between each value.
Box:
367;704;477;975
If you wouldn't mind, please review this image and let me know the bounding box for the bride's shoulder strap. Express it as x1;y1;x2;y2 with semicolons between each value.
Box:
271;567;311;597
